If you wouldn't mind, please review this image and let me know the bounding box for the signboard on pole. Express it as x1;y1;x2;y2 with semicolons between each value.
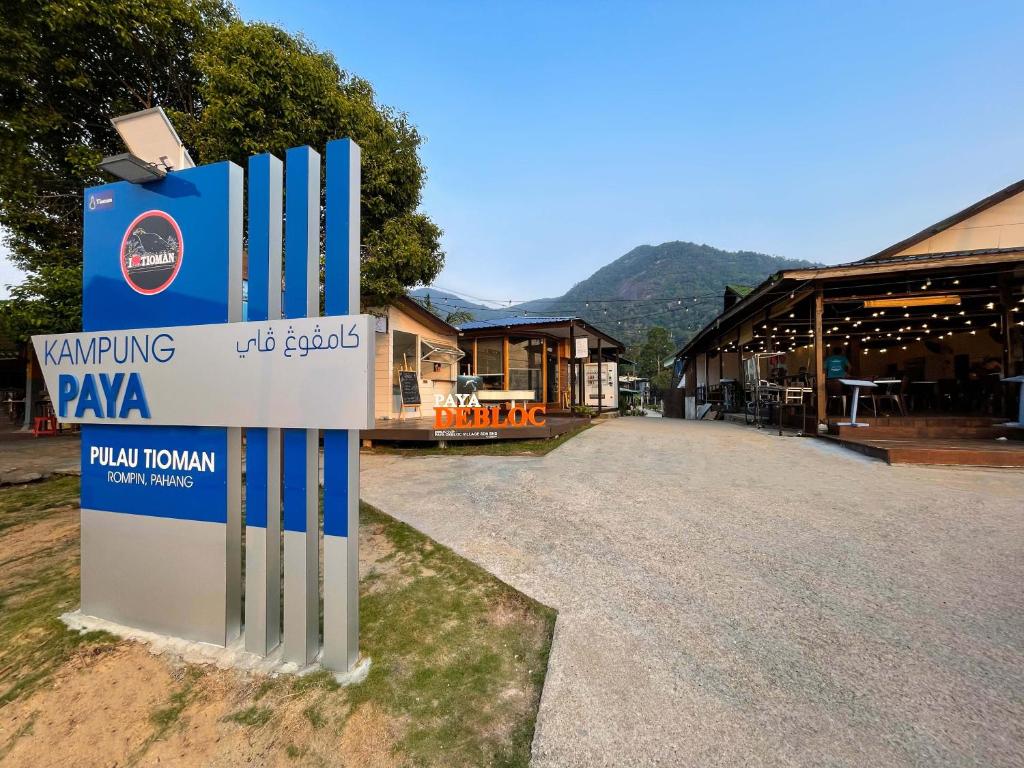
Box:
41;139;370;672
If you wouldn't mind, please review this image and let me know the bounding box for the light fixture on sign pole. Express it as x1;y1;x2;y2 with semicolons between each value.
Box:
97;152;167;183
98;106;195;184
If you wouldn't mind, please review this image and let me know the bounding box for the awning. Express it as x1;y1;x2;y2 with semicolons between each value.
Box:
421;339;465;363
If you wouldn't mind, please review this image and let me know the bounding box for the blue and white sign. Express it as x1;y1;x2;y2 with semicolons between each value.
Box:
33;315;373;429
42;139;368;670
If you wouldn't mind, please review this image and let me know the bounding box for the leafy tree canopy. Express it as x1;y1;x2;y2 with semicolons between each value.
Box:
630;326;674;394
0;1;442;339
419;291;473;327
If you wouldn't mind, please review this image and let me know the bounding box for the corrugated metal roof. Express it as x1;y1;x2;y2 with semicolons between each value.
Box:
456;316;576;330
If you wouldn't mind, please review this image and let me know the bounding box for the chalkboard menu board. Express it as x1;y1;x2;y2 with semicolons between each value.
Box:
398;371;421;405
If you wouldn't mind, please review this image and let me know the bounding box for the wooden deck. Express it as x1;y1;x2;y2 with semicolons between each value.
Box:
819;415;1024;467
361;415;584;444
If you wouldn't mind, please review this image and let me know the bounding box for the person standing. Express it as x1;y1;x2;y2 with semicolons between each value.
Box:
824;346;851;414
824;346;850;380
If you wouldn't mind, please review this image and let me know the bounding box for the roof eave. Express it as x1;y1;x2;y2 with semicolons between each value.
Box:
864;178;1024;262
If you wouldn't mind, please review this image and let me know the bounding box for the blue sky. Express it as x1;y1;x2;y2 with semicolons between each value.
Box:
4;1;1024;302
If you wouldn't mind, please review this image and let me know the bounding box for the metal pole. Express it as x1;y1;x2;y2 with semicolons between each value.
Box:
282;145;321;666
597;337;603;413
322;138;362;672
244;152;283;657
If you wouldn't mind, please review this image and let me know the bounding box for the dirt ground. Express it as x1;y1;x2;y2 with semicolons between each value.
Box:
0;482;554;768
0;433;80;486
0;642;409;768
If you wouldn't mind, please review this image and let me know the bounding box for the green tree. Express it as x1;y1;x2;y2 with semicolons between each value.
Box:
181;22;443;305
633;326;674;394
0;0;235;337
0;5;442;339
419;292;473;326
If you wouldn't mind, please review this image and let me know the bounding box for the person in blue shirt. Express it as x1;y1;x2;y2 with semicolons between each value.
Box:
824;346;851;413
824;347;850;379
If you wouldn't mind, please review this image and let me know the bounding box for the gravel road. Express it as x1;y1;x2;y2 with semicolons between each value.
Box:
360;417;1024;767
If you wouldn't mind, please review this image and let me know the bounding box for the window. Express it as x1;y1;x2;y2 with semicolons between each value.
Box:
476;338;504;390
458;340;475;376
509;336;544;401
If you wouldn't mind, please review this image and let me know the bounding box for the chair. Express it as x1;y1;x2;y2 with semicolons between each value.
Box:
876;376;908;416
826;378;846;415
33;409;58;437
776;386;809;435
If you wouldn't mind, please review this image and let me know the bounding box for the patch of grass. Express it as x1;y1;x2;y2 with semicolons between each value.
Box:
303;703;327;729
124;667;204;767
285;743;307;759
253;677;278;701
351;501;557;768
291;668;340;694
366;422;592;457
225;705;274;728
0;477;556;768
149;667;202;736
0;477;115;707
0;475;79;533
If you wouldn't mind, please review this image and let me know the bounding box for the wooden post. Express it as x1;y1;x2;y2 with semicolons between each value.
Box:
569;321;576;415
502;336;510;391
703;353;708;402
541;337;548;405
814;286;825;425
1001;277;1020;377
22;342;35;431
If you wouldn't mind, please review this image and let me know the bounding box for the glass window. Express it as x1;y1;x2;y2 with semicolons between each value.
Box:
476;338;504;390
509;336;544;401
458;340;475;376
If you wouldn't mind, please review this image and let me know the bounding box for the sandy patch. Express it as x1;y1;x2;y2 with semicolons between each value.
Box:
0;507;78;586
0;643;173;767
338;703;404;768
1;640;407;768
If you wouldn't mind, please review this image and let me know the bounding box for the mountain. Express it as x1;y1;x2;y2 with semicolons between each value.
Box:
407;288;512;322
413;242;820;348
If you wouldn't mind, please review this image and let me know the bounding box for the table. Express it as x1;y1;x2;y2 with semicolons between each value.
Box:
837;379;878;427
1001;375;1024;428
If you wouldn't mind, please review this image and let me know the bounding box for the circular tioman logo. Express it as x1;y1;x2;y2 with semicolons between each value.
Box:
120;210;183;295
